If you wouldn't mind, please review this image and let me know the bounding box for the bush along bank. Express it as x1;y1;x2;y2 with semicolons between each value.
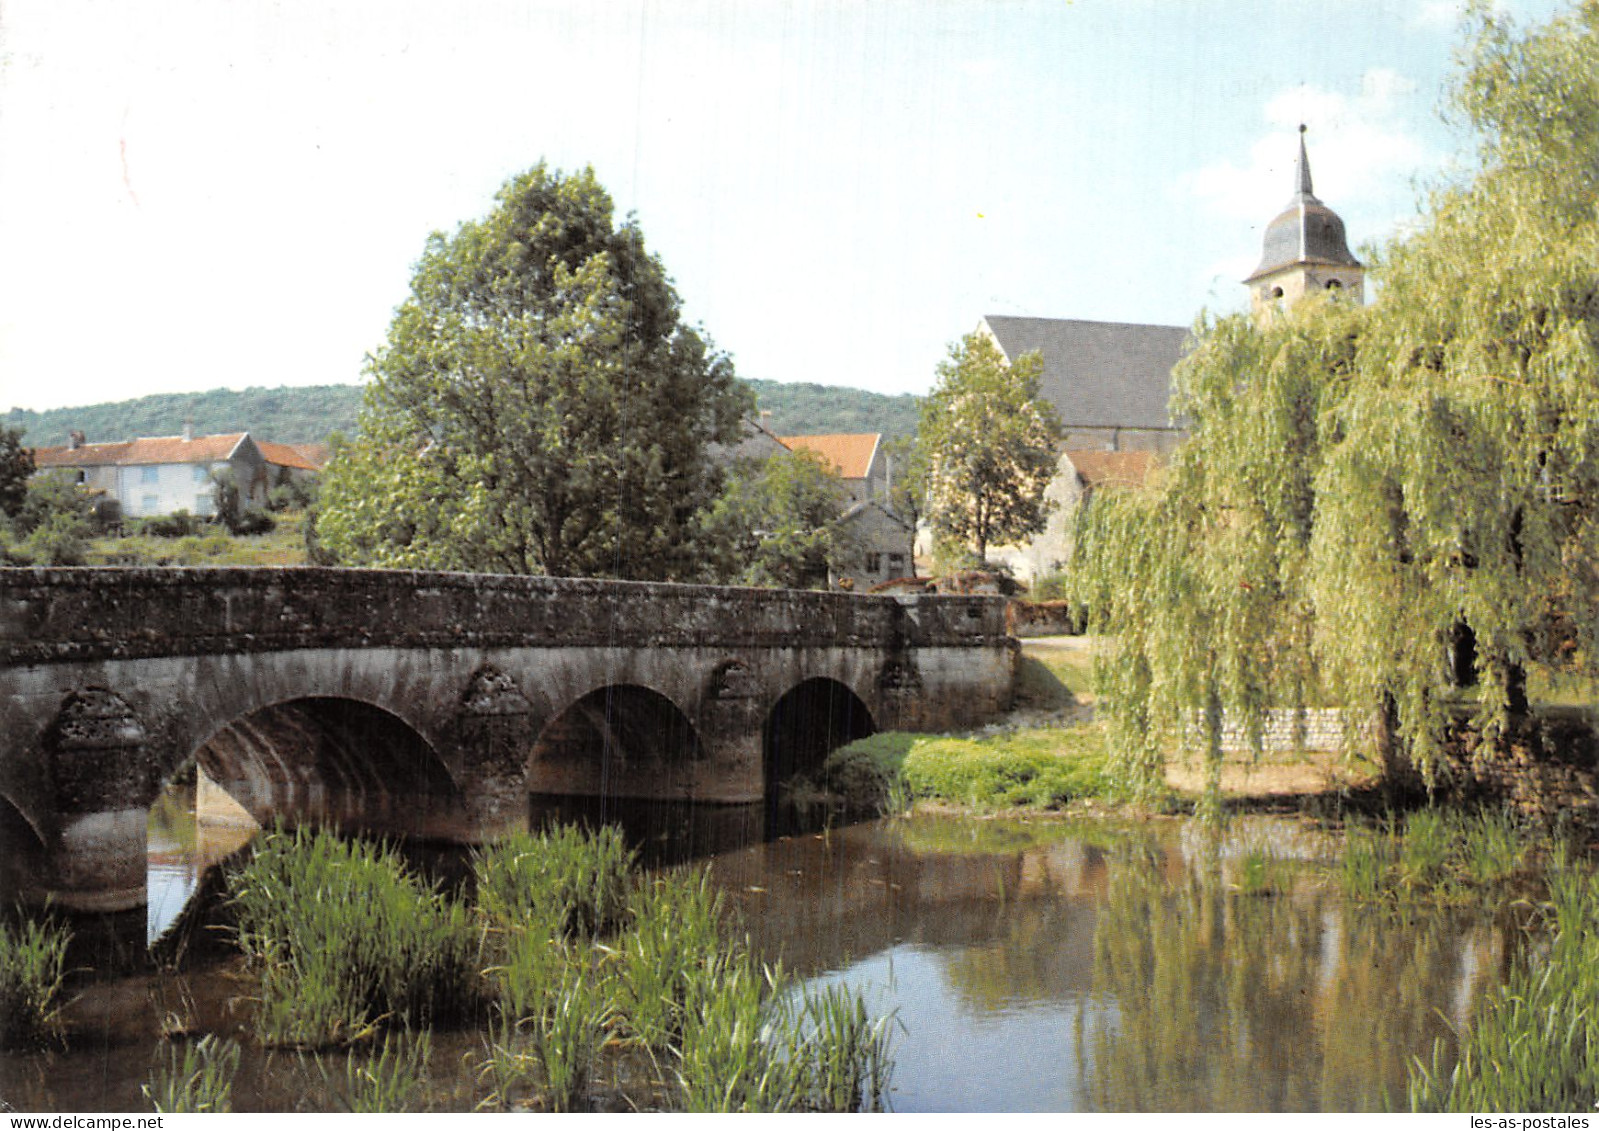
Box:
810;724;1121;816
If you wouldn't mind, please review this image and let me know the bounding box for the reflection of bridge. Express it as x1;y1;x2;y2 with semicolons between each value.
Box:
0;568;1015;912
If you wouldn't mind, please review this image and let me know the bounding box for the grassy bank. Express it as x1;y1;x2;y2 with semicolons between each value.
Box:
818;722;1120;814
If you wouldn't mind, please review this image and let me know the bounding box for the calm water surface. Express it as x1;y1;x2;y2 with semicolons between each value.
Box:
2;799;1507;1113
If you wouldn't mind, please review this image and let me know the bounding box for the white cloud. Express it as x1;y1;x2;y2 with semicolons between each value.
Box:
1177;71;1434;227
1412;0;1469;29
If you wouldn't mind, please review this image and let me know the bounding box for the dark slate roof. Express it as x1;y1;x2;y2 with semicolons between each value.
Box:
1246;128;1362;283
980;315;1188;431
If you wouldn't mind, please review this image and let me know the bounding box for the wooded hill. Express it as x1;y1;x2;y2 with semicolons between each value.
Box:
4;379;921;449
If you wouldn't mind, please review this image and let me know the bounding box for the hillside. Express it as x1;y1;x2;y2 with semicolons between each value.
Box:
4;378;921;449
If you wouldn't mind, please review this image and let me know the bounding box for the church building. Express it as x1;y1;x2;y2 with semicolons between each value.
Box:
985;126;1362;582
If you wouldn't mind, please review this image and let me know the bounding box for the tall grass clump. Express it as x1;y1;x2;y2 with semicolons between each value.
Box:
329;1029;434;1113
227;826;482;1048
526;967;612;1112
1409;853;1599;1110
0;912;70;1050
672;956;898;1113
1338;806;1534;904
143;1034;241;1113
475;825;633;939
613;869;728;1051
674;952;800;1112
784;983;896;1112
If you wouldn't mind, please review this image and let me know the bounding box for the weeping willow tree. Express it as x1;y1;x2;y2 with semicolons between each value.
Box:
1075;2;1599;797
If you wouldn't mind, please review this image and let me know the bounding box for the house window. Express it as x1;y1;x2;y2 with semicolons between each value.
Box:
141;466;159;484
866;553;882;574
196;494;215;515
141;494;160;514
194;465;210;483
888;554;905;566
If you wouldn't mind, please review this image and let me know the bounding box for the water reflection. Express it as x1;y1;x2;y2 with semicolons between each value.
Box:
712;817;1505;1112
146;783;256;944
67;809;1513;1112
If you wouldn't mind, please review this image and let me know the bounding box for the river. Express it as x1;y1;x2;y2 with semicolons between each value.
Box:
1;792;1507;1113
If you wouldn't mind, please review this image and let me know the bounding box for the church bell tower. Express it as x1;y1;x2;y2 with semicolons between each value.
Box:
1245;125;1364;317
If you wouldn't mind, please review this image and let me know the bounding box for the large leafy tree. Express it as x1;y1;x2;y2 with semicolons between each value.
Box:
316;164;751;579
1075;2;1599;796
920;331;1061;565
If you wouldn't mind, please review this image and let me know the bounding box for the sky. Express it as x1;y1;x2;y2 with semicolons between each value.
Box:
0;0;1575;414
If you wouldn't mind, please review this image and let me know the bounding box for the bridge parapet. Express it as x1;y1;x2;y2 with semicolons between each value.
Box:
0;567;1009;664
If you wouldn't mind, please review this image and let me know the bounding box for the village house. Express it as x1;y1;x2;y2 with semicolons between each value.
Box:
775;431;914;590
30;426;324;521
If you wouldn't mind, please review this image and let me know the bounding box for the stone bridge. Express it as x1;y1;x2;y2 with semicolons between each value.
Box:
0;568;1014;913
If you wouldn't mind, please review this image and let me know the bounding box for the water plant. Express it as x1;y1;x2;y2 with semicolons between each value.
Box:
333;1029;434;1113
786;982;897;1112
227;825;483;1048
673;952;800;1112
1409;854;1599;1110
1336;806;1535;905
1235;847;1288;897
527;966;612;1112
0;911;70;1050
474;825;634;940
613;869;728;1051
143;1034;241;1113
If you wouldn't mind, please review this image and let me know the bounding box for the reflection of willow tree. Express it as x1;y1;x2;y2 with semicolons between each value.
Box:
1080;851;1495;1111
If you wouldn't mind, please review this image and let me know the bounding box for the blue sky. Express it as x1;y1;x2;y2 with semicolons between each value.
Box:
0;0;1572;413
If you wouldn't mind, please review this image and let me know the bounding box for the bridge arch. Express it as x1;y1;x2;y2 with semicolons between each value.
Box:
0;791;48;905
183;695;468;841
530;683;701;799
763;677;876;795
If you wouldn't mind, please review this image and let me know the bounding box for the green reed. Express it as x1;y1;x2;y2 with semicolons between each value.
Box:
332;1029;434;1113
786;982;897;1112
613;869;728;1051
474;825;634;940
1235;847;1292;897
1337;806;1535;904
0;911;70;1050
528;966;613;1112
674;951;801;1112
217;821;895;1111
227;825;483;1048
1409;851;1599;1111
143;1034;241;1113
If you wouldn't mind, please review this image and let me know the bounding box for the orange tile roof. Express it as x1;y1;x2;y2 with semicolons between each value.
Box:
256;440;324;472
1066;449;1155;489
32;433;247;468
776;433;881;480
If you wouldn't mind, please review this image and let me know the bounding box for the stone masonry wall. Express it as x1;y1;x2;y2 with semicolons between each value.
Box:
0;567;1010;665
1182;707;1374;754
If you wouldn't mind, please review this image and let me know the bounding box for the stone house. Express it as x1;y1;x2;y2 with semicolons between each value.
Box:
988;449;1154;582
30;428;323;520
775;431;917;588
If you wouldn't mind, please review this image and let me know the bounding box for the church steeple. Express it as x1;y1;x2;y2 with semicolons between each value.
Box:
1246;125;1364;316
